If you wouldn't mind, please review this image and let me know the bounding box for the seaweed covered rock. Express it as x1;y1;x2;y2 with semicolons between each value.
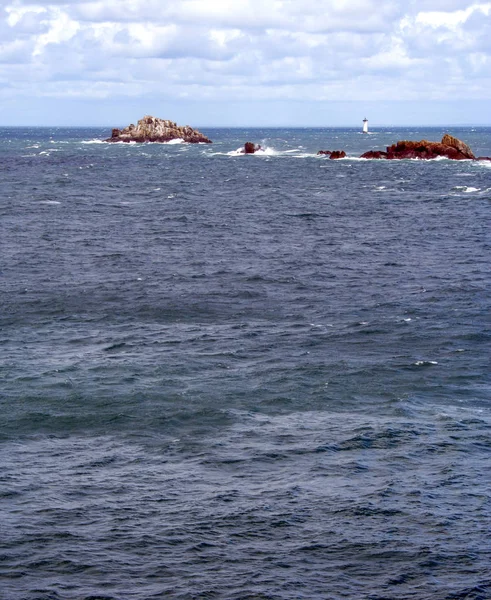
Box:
106;115;212;143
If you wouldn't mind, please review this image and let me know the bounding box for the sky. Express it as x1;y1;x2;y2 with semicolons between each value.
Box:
0;0;490;126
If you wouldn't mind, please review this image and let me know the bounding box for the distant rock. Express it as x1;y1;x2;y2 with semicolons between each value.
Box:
360;150;388;160
329;150;346;160
477;156;491;161
106;115;212;143
243;142;262;154
317;150;346;159
385;139;471;160
361;134;476;160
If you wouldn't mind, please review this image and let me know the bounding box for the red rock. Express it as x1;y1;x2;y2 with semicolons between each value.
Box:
244;142;257;154
360;150;388;159
441;134;475;159
329;150;346;160
317;150;346;158
361;134;476;161
385;139;468;160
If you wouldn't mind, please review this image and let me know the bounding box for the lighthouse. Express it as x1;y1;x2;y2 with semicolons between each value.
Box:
363;118;368;134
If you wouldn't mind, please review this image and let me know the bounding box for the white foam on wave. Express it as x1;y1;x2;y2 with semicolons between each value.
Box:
452;186;481;193
294;152;318;158
100;140;138;145
476;160;491;169
227;145;278;156
39;200;61;205
82;138;184;145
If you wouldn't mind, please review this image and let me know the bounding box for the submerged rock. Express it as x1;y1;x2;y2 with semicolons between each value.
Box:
317;150;346;159
360;150;388;160
361;134;476;160
106;115;212;143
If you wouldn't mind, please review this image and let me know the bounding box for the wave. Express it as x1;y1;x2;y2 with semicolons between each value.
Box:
452;186;481;193
81;138;185;145
222;146;322;158
358;155;472;162
226;145;278;156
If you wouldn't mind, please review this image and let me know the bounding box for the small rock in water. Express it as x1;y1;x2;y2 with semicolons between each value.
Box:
317;149;346;159
243;142;262;154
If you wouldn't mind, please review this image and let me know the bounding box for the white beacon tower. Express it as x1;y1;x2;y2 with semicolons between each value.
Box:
363;118;368;134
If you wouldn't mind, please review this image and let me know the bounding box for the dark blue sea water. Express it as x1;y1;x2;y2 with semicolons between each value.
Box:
1;126;491;600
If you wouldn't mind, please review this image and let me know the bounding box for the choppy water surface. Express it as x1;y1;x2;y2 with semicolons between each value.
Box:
1;126;491;599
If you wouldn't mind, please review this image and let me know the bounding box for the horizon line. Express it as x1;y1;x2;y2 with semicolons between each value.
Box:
1;123;490;129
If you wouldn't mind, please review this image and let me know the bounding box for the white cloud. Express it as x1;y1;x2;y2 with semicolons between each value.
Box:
1;0;490;123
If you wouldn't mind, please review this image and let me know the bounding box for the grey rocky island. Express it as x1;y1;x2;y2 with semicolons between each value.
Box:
106;115;212;143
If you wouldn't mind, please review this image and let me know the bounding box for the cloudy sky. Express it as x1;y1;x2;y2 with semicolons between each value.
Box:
1;0;490;126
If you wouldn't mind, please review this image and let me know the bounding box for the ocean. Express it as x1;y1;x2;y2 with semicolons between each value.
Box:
1;126;491;600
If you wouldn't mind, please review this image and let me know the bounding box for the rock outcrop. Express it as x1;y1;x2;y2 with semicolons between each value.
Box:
106;115;212;143
441;134;475;159
361;134;475;160
243;142;262;154
317;150;346;159
359;150;388;160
